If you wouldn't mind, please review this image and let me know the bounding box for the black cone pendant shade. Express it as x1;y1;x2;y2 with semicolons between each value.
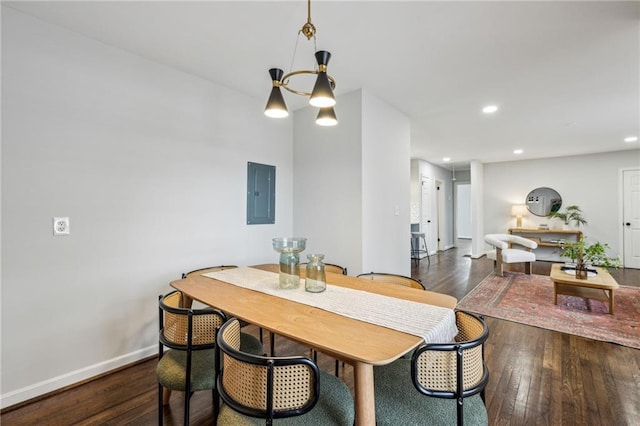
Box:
309;51;336;108
315;107;337;126
264;68;288;118
264;0;337;125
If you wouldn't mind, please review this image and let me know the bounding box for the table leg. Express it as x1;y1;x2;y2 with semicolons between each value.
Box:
180;294;194;308
609;289;615;314
353;362;376;426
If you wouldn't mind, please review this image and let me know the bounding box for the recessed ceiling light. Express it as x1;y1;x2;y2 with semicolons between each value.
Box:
443;157;451;162
482;105;498;114
624;136;638;143
513;149;523;155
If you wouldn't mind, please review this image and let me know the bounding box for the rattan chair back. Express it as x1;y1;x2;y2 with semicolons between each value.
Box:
411;310;489;425
159;290;226;349
216;318;320;422
357;272;425;290
157;290;227;425
181;264;238;279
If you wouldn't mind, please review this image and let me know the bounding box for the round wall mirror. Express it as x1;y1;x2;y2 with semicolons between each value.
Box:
526;187;562;217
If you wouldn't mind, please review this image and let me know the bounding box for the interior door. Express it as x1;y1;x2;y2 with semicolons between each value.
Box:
623;169;640;269
436;180;446;251
421;177;434;255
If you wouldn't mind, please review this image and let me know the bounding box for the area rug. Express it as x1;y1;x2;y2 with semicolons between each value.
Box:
456;272;640;349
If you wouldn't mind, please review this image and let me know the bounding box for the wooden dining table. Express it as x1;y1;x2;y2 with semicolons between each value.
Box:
170;264;457;426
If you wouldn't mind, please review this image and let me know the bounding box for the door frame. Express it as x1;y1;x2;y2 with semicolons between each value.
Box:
420;175;439;255
619;167;640;268
436;179;446;252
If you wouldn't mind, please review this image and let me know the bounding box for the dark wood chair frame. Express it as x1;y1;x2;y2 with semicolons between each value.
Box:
158;291;226;426
214;318;321;425
410;311;490;426
301;262;348;276
181;265;238;280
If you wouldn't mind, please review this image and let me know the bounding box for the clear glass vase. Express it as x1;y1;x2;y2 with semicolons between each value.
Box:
272;238;306;289
305;254;326;293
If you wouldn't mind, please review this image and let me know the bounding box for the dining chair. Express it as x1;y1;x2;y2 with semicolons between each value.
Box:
373;310;490;426
157;290;224;426
214;318;355;426
182;265;269;347
357;272;426;290
156;291;263;425
300;262;348;275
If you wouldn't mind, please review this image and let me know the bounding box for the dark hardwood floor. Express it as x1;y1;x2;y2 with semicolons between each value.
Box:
3;241;639;425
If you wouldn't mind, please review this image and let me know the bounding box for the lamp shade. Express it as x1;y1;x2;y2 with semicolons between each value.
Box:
512;204;528;228
511;205;529;216
309;51;336;108
315;107;338;126
264;68;288;118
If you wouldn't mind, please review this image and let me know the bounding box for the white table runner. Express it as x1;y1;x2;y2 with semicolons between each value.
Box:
203;267;458;343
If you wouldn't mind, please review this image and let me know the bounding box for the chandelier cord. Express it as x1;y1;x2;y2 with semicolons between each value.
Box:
288;32;317;76
288;34;300;76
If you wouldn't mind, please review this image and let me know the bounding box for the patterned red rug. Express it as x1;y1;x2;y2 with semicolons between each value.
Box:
457;272;640;349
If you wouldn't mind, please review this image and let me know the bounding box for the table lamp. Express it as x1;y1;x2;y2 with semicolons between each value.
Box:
511;205;528;228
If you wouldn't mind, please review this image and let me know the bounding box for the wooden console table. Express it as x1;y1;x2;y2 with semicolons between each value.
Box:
508;228;583;261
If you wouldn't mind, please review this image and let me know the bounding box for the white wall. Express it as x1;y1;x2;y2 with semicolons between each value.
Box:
293;91;363;273
483;150;640;258
361;91;411;275
1;8;293;407
293;90;411;276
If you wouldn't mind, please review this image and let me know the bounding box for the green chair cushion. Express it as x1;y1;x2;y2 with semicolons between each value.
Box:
157;333;262;392
240;332;264;356
156;348;216;391
217;370;354;425
374;359;488;426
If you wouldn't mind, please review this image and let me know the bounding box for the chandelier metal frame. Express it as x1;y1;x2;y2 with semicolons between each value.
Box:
264;0;337;125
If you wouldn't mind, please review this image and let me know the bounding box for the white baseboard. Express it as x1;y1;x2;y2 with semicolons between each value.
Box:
0;345;157;410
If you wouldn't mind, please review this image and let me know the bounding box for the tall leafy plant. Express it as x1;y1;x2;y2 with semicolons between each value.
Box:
547;205;587;228
559;239;620;278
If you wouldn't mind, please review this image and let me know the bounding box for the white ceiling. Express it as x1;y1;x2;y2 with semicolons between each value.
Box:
5;1;639;169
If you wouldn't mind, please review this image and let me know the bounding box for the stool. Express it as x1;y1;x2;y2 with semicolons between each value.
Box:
411;232;430;265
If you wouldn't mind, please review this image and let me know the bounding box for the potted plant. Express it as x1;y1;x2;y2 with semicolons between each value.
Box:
547;205;587;229
559;239;621;279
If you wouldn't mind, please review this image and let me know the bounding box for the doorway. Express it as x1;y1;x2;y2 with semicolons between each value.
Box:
455;182;472;247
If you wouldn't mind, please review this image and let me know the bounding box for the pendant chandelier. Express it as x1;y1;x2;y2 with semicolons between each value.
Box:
264;0;337;126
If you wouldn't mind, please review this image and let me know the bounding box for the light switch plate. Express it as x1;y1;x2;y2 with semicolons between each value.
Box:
53;217;70;235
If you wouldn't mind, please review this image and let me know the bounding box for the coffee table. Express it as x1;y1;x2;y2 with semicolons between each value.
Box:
549;263;619;314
